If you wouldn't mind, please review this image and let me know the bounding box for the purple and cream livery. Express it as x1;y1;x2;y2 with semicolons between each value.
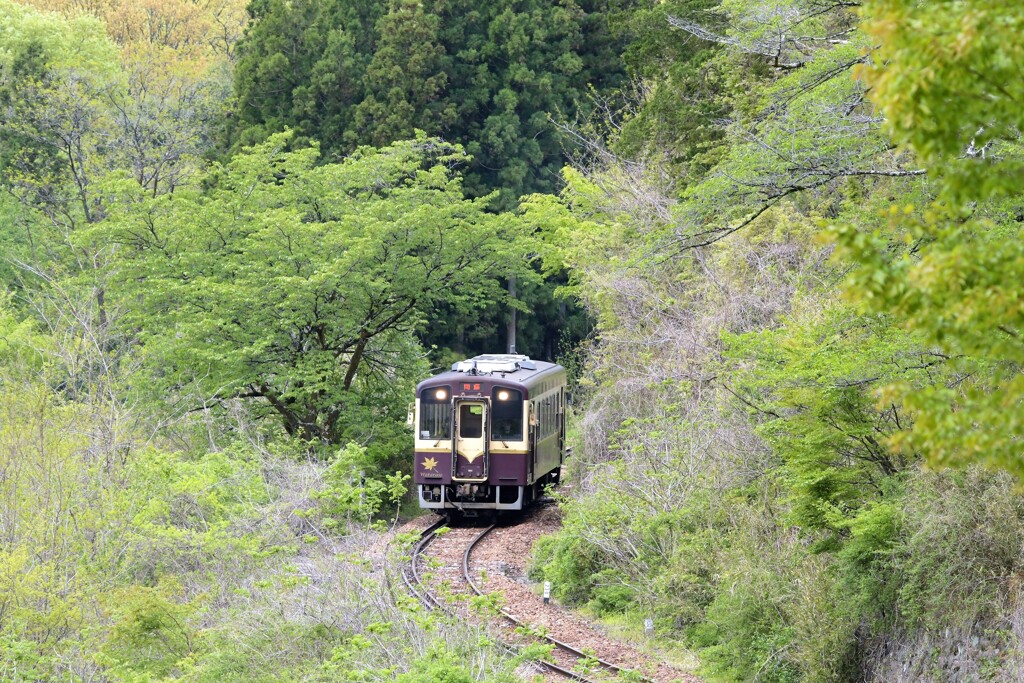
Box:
412;354;566;513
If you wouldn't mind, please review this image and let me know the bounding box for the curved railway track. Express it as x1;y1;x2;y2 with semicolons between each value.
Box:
401;515;655;683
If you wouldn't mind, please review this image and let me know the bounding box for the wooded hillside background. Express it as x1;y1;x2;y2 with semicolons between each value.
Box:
2;0;1023;681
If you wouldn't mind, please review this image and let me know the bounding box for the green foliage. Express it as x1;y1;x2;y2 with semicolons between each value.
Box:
317;442;410;524
392;648;475;683
893;468;1024;629
352;0;451;149
103;580;200;679
529;1;1024;678
0;194;38;291
0;295;521;680
8;1;1024;681
232;0;383;152
0;0;116;73
0;0;118;284
530;463;727;626
529;531;604;606
723;302;926;548
692;468;1024;681
860;0;1024;201
98;132;533;443
231;0;615;362
828;1;1024;477
831;205;1024;476
0;0;229;345
615;0;728;181
232;0;636;207
229;0;623;362
0;0;221;209
0;338;261;680
0;635;47;683
468;591;505;618
690;518;857;683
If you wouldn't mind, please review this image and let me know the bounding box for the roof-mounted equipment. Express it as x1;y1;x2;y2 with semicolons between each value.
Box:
451;354;536;374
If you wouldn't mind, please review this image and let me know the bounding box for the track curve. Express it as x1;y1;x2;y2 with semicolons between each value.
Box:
405;517;607;681
400;514;669;682
463;523;655;682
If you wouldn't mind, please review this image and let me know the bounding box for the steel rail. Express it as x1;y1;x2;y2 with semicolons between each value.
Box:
404;518;597;682
462;523;654;683
401;516;448;610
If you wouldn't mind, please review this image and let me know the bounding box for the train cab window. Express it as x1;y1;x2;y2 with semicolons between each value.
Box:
491;388;523;441
459;404;483;438
419;386;451;439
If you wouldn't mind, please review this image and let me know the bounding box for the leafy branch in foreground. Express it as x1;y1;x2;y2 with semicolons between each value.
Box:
830;0;1024;476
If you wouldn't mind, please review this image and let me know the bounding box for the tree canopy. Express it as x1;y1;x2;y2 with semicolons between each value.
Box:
98;133;535;443
6;0;1024;681
231;0;636;206
829;0;1024;475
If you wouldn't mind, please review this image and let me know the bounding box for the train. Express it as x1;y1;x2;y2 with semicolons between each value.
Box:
411;354;566;513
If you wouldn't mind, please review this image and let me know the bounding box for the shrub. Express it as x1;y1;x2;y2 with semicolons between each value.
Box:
893;467;1024;629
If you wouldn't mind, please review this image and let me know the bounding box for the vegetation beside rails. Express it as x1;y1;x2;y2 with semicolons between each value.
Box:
3;0;1024;681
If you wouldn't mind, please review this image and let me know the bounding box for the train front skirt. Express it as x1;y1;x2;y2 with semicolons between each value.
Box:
418;483;525;511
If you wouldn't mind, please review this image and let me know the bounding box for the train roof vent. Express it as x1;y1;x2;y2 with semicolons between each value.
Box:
451;354;536;374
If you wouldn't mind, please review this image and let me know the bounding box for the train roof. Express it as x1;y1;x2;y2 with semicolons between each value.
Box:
417;354;564;393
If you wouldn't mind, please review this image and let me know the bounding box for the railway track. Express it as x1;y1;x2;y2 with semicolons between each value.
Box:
401;515;654;683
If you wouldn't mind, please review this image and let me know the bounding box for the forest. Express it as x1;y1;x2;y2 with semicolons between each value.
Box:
1;0;1022;681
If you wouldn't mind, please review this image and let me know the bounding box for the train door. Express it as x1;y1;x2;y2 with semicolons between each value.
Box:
559;388;566;464
453;400;488;481
527;400;537;484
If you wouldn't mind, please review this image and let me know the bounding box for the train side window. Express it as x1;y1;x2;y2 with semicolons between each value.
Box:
548;397;554;436
543;396;552;438
537;398;544;437
548;395;557;438
540;397;547;438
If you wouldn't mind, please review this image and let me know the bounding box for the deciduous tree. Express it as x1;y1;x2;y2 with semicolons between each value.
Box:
98;133;535;443
831;0;1024;476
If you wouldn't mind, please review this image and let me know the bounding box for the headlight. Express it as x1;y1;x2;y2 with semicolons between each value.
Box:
435;389;447;400
497;390;510;401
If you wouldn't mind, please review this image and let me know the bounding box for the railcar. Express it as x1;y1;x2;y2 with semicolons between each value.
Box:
412;354;566;512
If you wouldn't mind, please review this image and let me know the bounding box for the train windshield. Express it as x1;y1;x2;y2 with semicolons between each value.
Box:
491;388;524;441
419;386;451;439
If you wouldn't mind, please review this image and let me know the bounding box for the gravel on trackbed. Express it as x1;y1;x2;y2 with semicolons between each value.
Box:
404;503;700;683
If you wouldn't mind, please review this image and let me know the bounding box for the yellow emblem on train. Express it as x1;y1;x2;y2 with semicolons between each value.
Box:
422;457;438;471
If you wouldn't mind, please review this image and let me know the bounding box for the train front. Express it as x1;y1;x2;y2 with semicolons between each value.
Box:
412;357;531;512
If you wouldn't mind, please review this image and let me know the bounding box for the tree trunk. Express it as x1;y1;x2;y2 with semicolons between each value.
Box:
343;330;370;391
506;275;517;354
